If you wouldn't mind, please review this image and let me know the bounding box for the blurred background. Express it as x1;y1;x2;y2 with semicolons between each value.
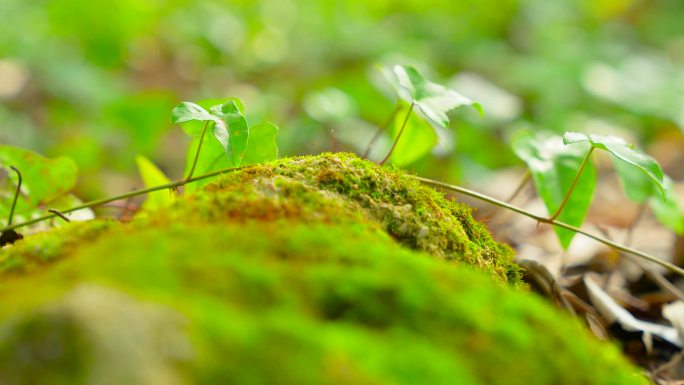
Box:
1;0;683;215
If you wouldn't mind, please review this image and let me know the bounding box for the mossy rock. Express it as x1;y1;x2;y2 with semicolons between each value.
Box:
148;153;520;285
0;153;646;385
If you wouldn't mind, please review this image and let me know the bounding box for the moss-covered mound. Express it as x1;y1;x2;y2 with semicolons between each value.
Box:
0;153;646;384
0;223;644;385
150;153;520;285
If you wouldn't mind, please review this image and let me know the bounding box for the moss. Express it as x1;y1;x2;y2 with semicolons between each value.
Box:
150;153;520;285
0;223;644;385
0;220;113;276
0;153;645;384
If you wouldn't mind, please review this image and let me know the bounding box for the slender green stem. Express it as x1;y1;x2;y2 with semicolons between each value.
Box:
0;165;243;234
549;147;594;222
186;121;210;181
411;175;684;277
506;171;532;204
484;170;531;221
48;209;71;223
7;166;21;226
379;102;415;166
362;104;401;159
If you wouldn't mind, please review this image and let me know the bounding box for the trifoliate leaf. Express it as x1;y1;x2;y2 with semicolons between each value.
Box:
170;102;224;136
564;132;665;197
382;64;482;129
512;130;597;249
172;99;250;168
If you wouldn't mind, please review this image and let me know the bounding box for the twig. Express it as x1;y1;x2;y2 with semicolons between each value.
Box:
0;165;244;234
596;226;684;302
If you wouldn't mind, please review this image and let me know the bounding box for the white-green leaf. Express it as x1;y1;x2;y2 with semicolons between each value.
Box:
382;64;482;129
564;132;665;197
170;102;224;136
512;130;597;249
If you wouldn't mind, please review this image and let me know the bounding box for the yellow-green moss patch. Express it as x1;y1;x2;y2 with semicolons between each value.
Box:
0;220;113;276
150;153;520;285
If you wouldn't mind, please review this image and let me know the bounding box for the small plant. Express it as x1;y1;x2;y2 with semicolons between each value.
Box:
1;65;683;278
371;64;481;165
512;130;683;248
171;98;279;191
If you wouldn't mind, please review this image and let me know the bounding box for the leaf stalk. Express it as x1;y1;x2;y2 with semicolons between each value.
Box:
379;102;415;166
549;147;594;222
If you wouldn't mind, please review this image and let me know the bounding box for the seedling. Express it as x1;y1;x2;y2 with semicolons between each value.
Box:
1;83;682;279
377;64;482;165
171;98;278;192
512;130;683;249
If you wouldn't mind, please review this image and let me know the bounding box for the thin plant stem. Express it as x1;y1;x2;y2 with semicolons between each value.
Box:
1;165;244;234
48;209;71;223
549;148;594;221
595;225;684;302
412;175;684;277
624;203;646;246
4;161;681;278
186;121;210;181
7;166;22;226
362;104;401;159
379;102;415;166
484;170;531;221
506;171;532;203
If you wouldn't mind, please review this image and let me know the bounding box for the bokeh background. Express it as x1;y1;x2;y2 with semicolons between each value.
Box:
1;0;684;204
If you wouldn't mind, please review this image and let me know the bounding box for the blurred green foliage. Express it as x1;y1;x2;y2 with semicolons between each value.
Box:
1;0;684;197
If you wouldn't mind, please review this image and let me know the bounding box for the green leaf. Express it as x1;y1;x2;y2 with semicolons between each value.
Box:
650;177;684;235
563;132;665;197
511;130;597;249
381;64;482;129
0;146;78;224
210;101;249;167
387;102;438;166
614;160;683;233
135;155;175;210
170;102;223;136
243;122;279;166
172;98;250;167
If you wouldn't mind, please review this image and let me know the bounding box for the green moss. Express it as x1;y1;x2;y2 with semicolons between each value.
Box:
151;153;520;285
0;220;113;276
0;154;645;384
0;223;645;385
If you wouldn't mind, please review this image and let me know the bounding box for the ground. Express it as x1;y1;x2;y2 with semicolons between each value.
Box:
0;153;646;384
